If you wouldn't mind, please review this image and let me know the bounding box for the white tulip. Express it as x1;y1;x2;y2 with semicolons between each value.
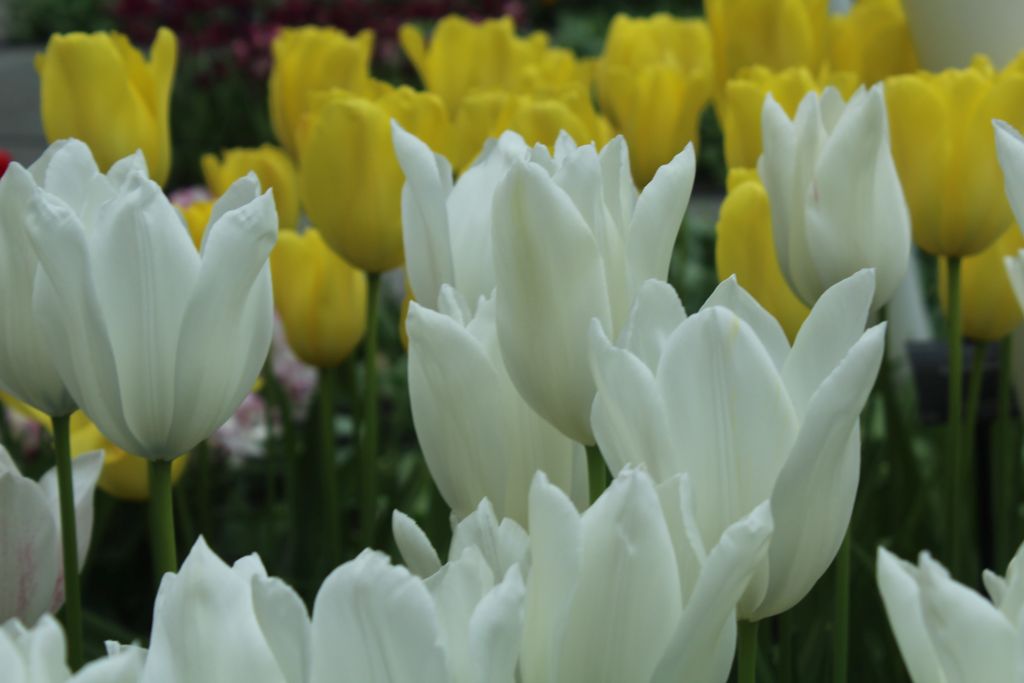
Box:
492;133;695;443
393;122;531;311
0;615;145;683
406;286;588;525
19;143;277;459
521;468;773;683
589;270;885;619
903;0;1024;70
0;444;102;625
759;85;910;310
877;542;1024;682
141;536;308;683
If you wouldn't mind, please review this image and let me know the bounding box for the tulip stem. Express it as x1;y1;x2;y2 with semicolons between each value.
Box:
586;445;607;503
947;256;964;577
833;531;851;683
319;367;341;570
360;273;382;547
737;620;758;683
148;459;178;581
52;414;83;671
995;338;1016;568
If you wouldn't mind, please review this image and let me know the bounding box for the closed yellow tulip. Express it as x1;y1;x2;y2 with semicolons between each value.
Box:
201;144;300;229
36;27;177;186
510;46;592;95
399;15;551;112
886;56;1024;256
2;396;187;501
938;225;1024;341
721;65;858;169
704;0;828;93
271;229;368;367
828;0;917;85
450;86;613;171
298;85;449;273
268;25;375;157
594;14;713;186
715;168;809;340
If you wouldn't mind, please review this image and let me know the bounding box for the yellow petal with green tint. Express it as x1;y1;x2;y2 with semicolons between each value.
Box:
271;230;368;368
715;169;809;340
201;144;300;230
939;225;1024;341
828;0;917;85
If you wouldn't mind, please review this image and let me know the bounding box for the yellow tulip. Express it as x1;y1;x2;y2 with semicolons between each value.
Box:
201;144;300;229
510;46;592;94
36;27;177;186
270;229;368;367
298;85;449;273
399;14;551;111
938;225;1024;341
594;14;713;186
450;86;613;171
720;65;858;169
715;168;809;340
886;56;1024;256
828;0;917;85
704;0;828;93
268;25;375;157
2;396;187;501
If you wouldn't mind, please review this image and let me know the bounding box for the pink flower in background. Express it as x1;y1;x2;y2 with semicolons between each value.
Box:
270;314;319;421
168;184;213;208
210;393;269;466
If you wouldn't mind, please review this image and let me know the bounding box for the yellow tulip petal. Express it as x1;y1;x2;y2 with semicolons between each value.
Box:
201;144;300;230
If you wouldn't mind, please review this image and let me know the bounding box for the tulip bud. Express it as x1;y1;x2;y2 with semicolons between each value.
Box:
202;145;300;230
828;0;917;85
759;84;910;308
270;229;367;368
715;169;809;341
268;25;375;158
36;28;177;186
299;85;448;273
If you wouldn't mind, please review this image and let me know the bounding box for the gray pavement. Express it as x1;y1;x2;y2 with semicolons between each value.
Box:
0;46;46;164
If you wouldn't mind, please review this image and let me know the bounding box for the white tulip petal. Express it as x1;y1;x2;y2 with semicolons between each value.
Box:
782;269;875;418
991;540;1024;621
616;279;687;372
468;565;525;683
655;474;707;603
492;161;613;443
38;450;103;571
756;324;885;618
201;173;261;250
105;150;149;188
392;510;442;579
426;547;494;683
0;471;59;625
449;498;529;580
553;130;579;162
877;548;943;683
251;575;311;683
1005;253;1024;314
311;549;449;683
652;501;773;683
598;136;638;231
995;120;1024;229
702;275;790;371
31;139;101;216
72;643;146;683
625;144;695;290
393;121;455;308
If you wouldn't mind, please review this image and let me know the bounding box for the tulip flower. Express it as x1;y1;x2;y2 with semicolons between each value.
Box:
997;122;1024;327
406;287;588;525
268;25;375;157
938;226;1024;341
877;543;1024;681
759;84;911;308
449;87;613;172
270;229;367;368
298;85;448;273
0;615;146;682
521;469;773;683
399;14;550;112
202;145;300;230
886;57;1024;257
704;0;828;92
492;133;695;444
589;271;885;619
721;65;858;170
0;445;102;625
715;168;810;341
828;0;917;85
20;149;276;461
902;0;1024;70
36;28;177;187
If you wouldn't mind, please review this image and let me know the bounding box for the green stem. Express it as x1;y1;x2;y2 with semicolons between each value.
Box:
148;459;178;581
738;620;759;683
52;414;82;671
319;367;341;569
963;343;987;577
586;445;607;504
360;274;382;547
947;256;964;577
833;532;851;683
996;338;1015;567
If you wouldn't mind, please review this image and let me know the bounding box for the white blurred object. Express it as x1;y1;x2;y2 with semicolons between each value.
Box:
902;0;1024;69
